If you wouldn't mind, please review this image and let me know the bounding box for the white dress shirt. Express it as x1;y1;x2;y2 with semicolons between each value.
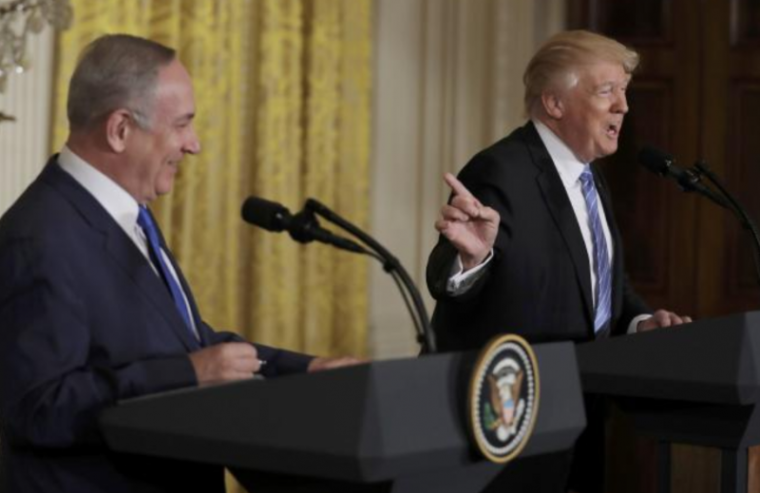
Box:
58;146;199;338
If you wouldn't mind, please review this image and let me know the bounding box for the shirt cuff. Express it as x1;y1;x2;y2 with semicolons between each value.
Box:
627;314;653;334
446;250;494;296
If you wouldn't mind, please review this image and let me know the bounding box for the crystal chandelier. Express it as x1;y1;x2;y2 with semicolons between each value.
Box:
0;0;72;123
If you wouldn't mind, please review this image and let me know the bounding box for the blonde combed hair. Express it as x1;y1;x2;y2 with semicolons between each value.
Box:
523;30;639;118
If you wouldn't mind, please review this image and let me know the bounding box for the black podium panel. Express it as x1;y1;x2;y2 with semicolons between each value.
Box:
577;310;760;447
576;311;760;493
101;342;584;492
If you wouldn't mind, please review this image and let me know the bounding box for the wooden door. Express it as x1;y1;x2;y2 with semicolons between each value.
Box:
569;0;760;491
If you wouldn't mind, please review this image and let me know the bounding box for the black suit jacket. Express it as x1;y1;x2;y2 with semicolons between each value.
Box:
427;122;650;352
0;158;313;492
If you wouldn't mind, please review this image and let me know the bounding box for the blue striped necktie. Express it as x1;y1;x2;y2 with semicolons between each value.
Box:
580;167;612;335
137;207;194;333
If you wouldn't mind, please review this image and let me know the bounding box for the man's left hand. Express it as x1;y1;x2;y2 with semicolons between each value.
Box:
308;356;367;372
637;309;693;332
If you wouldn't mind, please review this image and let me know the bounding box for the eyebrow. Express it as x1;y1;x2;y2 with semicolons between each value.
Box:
595;79;628;90
175;112;195;124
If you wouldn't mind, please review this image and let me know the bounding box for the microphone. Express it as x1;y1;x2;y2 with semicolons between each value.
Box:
639;149;760;291
241;197;366;253
243;196;437;353
241;196;291;232
638;146;731;209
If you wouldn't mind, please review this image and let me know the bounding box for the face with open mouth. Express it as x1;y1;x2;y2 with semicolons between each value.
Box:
550;61;631;164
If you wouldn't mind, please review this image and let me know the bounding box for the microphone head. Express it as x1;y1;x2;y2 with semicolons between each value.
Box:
638;146;675;176
287;211;317;244
241;197;292;232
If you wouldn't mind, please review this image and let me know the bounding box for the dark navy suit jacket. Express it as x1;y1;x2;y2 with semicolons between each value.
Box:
0;157;313;492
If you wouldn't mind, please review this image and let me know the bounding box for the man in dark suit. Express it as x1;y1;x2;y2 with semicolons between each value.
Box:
0;34;358;493
427;31;691;492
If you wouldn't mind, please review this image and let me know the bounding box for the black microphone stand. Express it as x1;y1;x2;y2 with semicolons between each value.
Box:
305;198;436;354
691;161;760;288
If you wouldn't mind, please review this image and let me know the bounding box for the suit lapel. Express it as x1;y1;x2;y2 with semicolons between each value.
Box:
103;231;201;351
522;124;595;326
41;159;201;351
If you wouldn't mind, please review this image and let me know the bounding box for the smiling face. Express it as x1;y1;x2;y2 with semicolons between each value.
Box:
124;59;201;203
542;61;630;163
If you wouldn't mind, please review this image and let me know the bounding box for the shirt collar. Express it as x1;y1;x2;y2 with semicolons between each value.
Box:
532;119;588;189
57;146;141;233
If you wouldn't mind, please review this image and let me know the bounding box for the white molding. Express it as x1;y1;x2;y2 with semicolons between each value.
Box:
369;0;426;358
0;29;54;215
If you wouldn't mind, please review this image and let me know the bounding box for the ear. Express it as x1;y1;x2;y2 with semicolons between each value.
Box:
541;91;565;120
104;109;133;153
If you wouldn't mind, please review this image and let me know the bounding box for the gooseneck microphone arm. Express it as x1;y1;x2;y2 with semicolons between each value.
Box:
241;196;436;353
241;197;367;254
693;161;760;287
638;147;760;289
638;146;732;209
305;198;436;354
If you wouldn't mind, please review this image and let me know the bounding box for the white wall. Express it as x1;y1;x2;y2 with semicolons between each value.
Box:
0;29;54;213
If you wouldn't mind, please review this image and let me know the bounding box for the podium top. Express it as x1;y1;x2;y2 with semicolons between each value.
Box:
577;310;760;404
101;342;584;483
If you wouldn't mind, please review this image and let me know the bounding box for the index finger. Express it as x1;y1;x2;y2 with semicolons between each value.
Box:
443;172;474;199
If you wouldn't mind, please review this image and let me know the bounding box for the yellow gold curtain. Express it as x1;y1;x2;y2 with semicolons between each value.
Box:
51;0;371;358
51;3;371;489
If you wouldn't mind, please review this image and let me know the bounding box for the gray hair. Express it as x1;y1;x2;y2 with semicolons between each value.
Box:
67;34;176;130
523;30;639;118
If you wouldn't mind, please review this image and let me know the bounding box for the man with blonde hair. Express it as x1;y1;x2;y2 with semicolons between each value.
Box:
427;30;690;492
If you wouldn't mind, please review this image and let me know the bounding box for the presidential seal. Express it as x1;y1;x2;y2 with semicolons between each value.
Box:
468;334;540;463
